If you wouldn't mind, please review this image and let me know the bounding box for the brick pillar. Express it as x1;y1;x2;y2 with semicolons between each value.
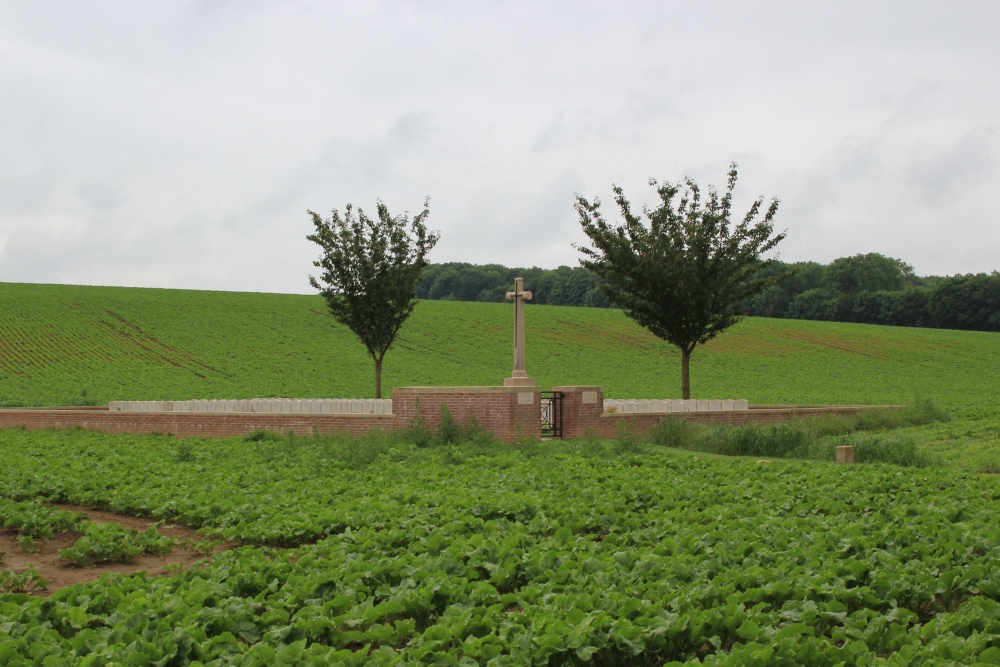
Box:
390;387;541;442
551;386;604;439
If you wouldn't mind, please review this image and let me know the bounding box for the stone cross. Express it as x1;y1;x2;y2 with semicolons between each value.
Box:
504;277;536;387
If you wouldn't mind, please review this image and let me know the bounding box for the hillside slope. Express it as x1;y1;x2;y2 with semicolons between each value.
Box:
1;282;996;414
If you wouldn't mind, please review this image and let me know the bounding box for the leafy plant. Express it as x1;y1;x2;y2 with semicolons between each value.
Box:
434;404;461;446
0;566;47;594
17;534;38;553
58;522;175;567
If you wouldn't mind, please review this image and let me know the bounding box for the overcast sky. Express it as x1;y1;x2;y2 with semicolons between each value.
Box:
1;1;997;293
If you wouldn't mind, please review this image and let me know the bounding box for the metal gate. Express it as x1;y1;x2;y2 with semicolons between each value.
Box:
540;391;564;439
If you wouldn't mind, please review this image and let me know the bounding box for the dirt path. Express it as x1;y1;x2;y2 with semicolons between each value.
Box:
1;505;238;596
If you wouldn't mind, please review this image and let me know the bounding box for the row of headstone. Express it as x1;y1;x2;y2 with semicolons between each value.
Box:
108;399;393;415
603;399;749;414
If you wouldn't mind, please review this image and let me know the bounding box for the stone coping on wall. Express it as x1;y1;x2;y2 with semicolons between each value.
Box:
109;399;393;415
394;386;539;394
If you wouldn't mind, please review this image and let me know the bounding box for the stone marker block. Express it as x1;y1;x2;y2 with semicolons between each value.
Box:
223;400;234;413
695;400;710;412
351;400;363;414
836;445;855;464
721;399;734;411
385;399;392;414
669;400;684;412
735;399;749;411
280;400;291;414
581;391;597;404
518;392;534;405
623;400;637;414
329;400;342;415
637;400;651;413
709;400;722;411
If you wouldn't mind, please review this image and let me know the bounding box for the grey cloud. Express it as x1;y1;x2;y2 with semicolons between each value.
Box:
906;128;996;204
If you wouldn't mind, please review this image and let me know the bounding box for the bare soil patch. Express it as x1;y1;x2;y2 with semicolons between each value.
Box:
1;505;238;596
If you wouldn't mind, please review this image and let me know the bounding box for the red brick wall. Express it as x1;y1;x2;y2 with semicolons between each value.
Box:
392;387;540;442
0;387;541;442
0;409;396;438
0;388;886;442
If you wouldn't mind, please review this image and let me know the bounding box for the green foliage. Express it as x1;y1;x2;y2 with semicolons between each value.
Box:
16;535;38;553
244;429;283;443
700;422;810;459
819;434;938;467
307;198;439;397
434;404;461;446
613;420;643;455
648;401;947;466
3;428;1000;662
575;164;788;397
748;256;1000;333
648;416;697;449
417;262;609;307
0;565;47;594
827;253;916;294
174;439;196;462
57;522;176;568
0;499;87;539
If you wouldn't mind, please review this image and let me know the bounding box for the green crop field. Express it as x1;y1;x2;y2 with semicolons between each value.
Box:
4;429;1000;665
2;281;1000;663
1;281;998;468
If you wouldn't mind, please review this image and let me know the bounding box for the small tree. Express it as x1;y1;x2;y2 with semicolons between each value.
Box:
575;164;788;399
307;199;439;398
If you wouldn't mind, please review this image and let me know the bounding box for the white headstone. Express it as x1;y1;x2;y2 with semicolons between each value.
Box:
695;400;710;412
736;399;749;411
709;400;722;411
721;399;735;411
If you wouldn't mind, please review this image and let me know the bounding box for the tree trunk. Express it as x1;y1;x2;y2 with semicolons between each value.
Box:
681;348;691;400
374;356;382;399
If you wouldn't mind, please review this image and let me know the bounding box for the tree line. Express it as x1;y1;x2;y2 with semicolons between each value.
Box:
417;254;1000;333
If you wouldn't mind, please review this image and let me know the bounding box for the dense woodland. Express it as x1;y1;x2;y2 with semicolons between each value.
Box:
417;254;1000;333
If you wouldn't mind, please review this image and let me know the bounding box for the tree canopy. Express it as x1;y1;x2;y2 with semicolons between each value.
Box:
307;199;439;398
575;164;787;398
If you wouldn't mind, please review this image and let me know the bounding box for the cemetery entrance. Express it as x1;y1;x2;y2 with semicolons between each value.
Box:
540;391;563;439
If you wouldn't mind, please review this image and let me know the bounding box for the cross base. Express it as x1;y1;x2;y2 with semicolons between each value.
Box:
503;373;536;387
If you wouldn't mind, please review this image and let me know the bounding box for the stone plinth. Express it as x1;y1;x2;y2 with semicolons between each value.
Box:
836;445;855;464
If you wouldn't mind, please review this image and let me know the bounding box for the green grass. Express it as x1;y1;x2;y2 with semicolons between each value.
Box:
1;281;998;468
